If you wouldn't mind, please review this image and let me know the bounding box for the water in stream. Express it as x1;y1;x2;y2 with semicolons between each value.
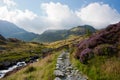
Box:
0;62;26;79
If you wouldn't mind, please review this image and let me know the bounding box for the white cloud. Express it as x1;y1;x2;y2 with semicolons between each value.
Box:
2;0;16;7
76;2;120;29
0;2;81;34
0;2;120;34
41;2;81;29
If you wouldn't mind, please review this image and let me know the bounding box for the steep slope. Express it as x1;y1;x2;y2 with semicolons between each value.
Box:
76;22;120;63
0;20;38;41
69;22;120;80
34;25;96;42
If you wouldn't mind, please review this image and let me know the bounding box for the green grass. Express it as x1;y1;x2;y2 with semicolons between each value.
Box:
1;51;61;80
0;42;47;66
70;48;120;80
45;36;84;49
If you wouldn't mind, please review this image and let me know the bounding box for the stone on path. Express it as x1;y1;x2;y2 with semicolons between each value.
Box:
54;70;65;77
54;51;88;80
55;77;62;80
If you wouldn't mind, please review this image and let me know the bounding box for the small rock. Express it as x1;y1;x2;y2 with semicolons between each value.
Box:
54;77;62;80
54;70;65;77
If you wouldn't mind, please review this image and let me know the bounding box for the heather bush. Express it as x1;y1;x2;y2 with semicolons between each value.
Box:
79;48;94;63
24;66;36;73
76;22;120;63
93;44;117;56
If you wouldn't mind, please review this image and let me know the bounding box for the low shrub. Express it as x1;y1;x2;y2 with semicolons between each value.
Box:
24;66;36;73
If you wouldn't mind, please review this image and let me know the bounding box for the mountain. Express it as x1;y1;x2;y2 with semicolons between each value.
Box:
69;25;96;35
0;20;38;41
33;29;68;42
33;25;96;42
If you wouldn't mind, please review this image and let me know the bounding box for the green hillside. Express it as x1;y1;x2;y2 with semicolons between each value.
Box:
33;25;96;42
0;34;48;70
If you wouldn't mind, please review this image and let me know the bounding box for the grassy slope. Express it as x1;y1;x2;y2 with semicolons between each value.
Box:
0;42;45;65
3;35;119;80
1;51;61;80
0;36;83;80
69;29;120;80
70;48;120;80
45;36;85;49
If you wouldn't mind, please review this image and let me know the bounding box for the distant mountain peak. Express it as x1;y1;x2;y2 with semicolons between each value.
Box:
0;20;38;41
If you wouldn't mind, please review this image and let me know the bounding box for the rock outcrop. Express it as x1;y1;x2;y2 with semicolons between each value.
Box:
76;22;120;63
0;34;6;45
7;38;21;42
0;34;6;41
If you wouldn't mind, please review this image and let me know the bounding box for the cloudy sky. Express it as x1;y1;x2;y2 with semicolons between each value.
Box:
0;0;120;34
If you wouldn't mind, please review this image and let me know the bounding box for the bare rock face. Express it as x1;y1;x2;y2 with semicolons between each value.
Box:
0;34;6;45
0;34;6;41
7;38;21;42
76;22;120;63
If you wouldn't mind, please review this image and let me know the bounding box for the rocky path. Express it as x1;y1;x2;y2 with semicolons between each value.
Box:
54;51;88;80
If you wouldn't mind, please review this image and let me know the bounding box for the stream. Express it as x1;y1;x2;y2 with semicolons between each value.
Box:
0;61;26;78
0;59;38;79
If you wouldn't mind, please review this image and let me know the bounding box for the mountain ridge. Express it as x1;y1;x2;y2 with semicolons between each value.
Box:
33;25;96;42
0;20;38;41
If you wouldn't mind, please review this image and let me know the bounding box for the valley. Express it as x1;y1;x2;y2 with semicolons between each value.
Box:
0;0;120;80
0;20;120;80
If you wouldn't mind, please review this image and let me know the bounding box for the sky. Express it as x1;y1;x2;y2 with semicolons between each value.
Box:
0;0;120;34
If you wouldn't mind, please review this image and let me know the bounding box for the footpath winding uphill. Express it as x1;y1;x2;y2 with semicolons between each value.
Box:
54;51;87;80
